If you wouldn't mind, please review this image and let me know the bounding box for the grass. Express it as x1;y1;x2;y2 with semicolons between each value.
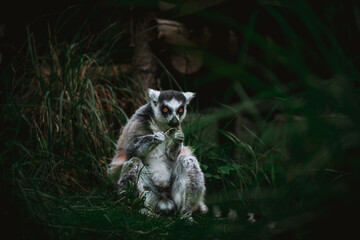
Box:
1;1;360;239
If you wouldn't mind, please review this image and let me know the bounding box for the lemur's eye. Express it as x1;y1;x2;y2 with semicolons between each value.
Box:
178;108;184;113
162;107;168;113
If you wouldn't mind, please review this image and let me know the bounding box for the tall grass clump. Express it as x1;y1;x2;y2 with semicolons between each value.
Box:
2;7;137;197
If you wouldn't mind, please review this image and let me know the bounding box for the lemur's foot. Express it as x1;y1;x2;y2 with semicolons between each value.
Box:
198;201;208;214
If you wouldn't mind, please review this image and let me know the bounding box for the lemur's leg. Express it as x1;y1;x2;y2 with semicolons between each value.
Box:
171;152;208;216
117;157;163;215
117;157;143;196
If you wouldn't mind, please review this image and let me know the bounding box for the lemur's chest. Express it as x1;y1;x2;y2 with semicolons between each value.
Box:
143;140;175;188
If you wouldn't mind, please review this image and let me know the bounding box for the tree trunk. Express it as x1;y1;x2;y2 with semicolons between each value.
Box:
131;8;158;101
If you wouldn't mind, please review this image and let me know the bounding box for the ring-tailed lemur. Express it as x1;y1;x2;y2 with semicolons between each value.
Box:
108;89;208;217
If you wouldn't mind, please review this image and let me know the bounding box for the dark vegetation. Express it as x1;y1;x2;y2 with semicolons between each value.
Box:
1;0;360;239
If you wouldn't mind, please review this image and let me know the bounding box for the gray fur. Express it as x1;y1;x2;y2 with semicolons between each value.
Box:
108;89;207;217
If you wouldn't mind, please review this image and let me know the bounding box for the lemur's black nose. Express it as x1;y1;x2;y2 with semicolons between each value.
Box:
169;117;179;127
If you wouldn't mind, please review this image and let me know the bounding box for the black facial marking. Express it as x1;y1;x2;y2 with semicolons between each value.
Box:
169;117;179;127
161;104;171;116
158;90;186;104
177;105;185;115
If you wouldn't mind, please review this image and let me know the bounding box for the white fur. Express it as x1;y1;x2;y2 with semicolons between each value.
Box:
183;92;196;104
164;99;182;111
148;89;160;102
144;138;173;188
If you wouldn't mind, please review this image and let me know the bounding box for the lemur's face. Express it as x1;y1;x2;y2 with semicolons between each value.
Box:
148;89;195;129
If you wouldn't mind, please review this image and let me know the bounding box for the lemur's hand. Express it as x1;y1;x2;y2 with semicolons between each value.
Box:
153;132;166;143
173;130;184;143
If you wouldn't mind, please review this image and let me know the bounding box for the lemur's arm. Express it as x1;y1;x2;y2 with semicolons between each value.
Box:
125;132;165;158
166;130;184;160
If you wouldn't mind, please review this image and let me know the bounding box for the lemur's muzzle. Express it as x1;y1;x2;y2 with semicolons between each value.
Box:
169;117;179;127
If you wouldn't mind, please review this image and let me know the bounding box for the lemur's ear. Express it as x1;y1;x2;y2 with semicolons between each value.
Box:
148;88;160;102
183;92;196;104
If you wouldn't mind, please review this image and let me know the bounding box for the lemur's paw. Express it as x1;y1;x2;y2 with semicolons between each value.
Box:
155;199;176;216
173;130;184;143
153;132;166;143
198;201;209;214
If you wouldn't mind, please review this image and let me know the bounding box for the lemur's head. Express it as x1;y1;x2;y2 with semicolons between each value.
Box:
148;89;195;129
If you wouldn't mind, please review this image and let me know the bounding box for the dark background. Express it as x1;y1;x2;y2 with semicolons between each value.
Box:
2;0;360;108
1;0;360;239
